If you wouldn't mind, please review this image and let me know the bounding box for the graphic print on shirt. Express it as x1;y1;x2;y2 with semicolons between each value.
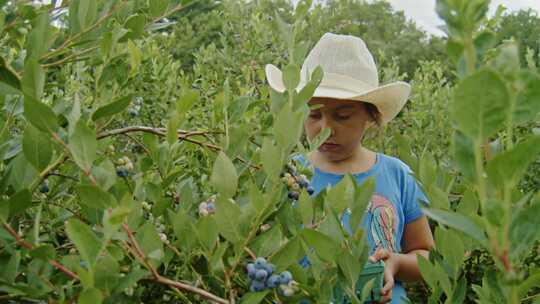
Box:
368;194;398;253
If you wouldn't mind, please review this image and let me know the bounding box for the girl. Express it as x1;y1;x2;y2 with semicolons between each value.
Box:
265;33;435;303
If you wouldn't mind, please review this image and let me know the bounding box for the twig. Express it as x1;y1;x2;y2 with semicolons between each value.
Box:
40;1;128;62
42;46;100;68
1;223;79;280
97;126;261;170
121;223;228;304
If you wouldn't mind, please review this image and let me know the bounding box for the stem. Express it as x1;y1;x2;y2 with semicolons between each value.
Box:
121;224;229;304
1;222;80;280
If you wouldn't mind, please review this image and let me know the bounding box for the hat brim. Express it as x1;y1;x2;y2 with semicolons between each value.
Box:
265;64;411;125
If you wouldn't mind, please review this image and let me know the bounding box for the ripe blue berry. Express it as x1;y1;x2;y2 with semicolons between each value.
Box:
39;183;49;193
263;263;275;275
299;180;308;188
254;257;267;268
279;271;292;284
250;280;266;292
116;168;129;177
247;263;256;280
128;109;139;117
267;274;280;288
307;186;314;195
255;269;268;281
288;191;299;200
206;202;215;212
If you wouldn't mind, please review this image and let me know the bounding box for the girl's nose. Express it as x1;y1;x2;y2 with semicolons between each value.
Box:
320;117;336;137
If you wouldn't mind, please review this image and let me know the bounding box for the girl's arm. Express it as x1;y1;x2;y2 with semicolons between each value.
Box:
392;215;435;282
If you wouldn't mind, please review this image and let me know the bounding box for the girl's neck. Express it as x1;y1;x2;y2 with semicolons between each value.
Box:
309;146;377;175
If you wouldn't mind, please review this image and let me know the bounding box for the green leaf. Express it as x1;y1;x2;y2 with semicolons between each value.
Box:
452;131;476;182
23;96;58;133
283;64;301;92
78;0;97;30
149;0;169;18
260;138;281;180
515;71;540;125
135;223;163;267
417;254;438;291
518;268;540;298
214;198;242;243
66;219;102;267
76;185;115;209
166;112;179;146
23;124;52;171
91;95;133;121
29;244;56;261
26;13;54;60
210;152;238;198
240;290;270;304
196;216;218;252
509;195;540;258
270;236;302;269
8;154;38;191
486;136;540;190
422;208;487;244
338;249;361;288
124;14;146;40
94;254;120;294
0;251;20;284
326;174;354;216
251;225;283;258
8;189;32;218
128;40;142;76
78;288;103;304
69;120;97;171
308;127;331;151
176;89;199;117
22;58;45;100
0;57;21;95
171;210;199;251
301;229;339;263
452;69;510;140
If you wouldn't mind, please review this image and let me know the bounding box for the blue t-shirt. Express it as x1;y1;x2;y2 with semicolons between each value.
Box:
294;153;427;304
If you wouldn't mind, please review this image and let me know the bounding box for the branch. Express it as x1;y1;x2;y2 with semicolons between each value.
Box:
121;224;228;304
1;223;79;281
40;1;128;62
97;126;261;170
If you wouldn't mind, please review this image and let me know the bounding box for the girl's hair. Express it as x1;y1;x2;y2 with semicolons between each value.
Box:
363;102;382;127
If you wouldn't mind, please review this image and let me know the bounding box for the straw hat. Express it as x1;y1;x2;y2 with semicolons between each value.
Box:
265;32;411;124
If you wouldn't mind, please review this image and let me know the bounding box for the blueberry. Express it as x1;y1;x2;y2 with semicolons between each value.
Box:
307;186;314;195
263;263;275;275
254;257;267;268
128;108;139;117
255;269;268;281
299;180;308;188
116;169;129;177
282;286;295;297
246;263;255;273
279;271;292;284
250;280;266;292
288;191;299;200
39;183;49;193
206;202;215;212
266;274;280;288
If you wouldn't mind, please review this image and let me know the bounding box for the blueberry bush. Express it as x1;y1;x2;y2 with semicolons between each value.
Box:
0;0;539;303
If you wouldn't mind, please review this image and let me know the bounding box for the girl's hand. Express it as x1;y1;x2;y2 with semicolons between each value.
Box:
368;247;400;304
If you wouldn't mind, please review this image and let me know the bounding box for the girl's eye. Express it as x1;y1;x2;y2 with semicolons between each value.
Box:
336;115;350;120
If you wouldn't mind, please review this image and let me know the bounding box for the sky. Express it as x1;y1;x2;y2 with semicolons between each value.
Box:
385;0;540;36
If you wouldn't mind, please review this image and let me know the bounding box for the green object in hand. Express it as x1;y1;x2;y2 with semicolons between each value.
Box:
333;260;385;303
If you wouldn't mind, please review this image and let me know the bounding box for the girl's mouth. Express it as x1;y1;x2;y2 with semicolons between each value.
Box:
319;143;340;151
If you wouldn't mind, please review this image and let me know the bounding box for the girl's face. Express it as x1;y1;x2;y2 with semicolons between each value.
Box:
305;97;373;162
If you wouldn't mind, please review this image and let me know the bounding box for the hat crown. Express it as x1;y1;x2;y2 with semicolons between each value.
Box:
301;33;379;88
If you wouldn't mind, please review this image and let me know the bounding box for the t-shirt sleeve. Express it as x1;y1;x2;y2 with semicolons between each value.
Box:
401;167;427;224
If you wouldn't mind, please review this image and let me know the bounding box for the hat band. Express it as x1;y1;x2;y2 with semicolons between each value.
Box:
301;71;377;94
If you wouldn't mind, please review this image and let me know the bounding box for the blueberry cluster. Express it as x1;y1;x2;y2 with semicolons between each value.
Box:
198;195;216;217
128;96;143;117
39;179;49;193
246;257;298;296
281;171;314;201
116;156;133;177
